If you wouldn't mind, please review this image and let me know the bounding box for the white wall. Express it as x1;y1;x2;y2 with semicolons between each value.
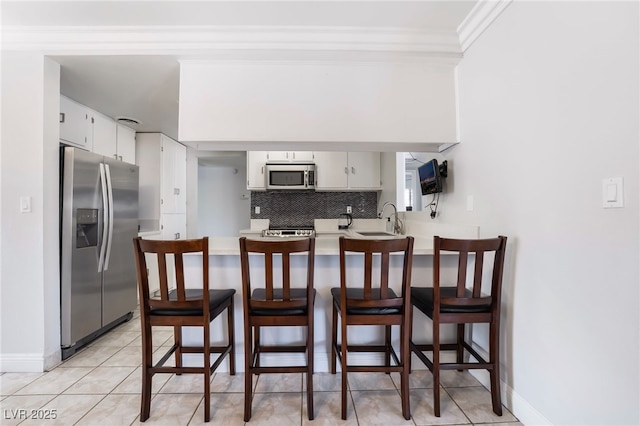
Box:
179;59;458;145
198;162;250;237
444;2;639;424
0;53;61;371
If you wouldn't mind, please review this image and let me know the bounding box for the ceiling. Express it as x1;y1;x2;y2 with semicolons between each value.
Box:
3;1;480;144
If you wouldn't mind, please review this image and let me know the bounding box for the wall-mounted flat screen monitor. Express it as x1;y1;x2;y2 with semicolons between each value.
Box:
418;159;443;195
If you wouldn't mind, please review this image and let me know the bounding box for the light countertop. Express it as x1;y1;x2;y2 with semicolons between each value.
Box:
205;234;434;256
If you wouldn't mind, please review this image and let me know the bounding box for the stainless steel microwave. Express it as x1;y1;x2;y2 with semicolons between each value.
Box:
266;163;315;190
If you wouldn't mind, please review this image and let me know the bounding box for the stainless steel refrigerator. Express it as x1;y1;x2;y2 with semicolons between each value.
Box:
60;146;139;359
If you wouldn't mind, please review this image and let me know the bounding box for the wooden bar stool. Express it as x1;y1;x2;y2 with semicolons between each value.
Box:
133;237;236;423
331;236;414;420
410;235;507;417
239;236;316;422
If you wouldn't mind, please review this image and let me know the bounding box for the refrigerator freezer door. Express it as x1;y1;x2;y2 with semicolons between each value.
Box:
60;147;104;347
102;157;139;326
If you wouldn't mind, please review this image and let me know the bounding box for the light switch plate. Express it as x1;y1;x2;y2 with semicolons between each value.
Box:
602;177;623;208
20;196;31;213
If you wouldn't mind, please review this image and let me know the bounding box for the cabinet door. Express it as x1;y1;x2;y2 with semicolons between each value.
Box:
314;152;348;189
135;133;162;228
247;151;269;190
160;135;186;214
291;151;314;162
266;151;289;162
60;96;92;150
92;113;117;159
266;151;314;162
173;142;187;214
161;213;187;240
161;135;178;214
348;152;381;189
116;124;136;164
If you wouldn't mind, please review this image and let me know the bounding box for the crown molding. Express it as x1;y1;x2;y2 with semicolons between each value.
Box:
2;25;464;58
458;0;513;52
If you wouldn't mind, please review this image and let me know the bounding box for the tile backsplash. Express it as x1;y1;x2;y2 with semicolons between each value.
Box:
251;191;378;228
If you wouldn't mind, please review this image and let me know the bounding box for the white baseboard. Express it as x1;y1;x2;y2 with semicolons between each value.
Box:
468;343;551;426
0;353;46;372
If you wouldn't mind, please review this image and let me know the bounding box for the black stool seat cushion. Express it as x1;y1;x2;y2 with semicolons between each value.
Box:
251;288;316;316
411;286;491;316
150;288;236;316
331;287;401;315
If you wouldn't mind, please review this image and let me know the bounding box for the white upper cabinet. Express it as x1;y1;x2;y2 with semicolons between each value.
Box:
92;112;117;159
60;95;136;164
59;95;92;150
116;124;136;164
314;152;348;189
347;152;381;189
315;152;381;191
266;151;314;162
247;151;269;190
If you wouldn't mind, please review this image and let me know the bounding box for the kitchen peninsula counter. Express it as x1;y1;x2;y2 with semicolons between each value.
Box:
178;218;480;373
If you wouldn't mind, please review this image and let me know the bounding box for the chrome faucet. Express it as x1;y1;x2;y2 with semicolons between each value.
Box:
378;202;403;234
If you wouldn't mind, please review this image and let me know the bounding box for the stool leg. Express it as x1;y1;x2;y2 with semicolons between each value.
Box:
330;302;338;374
227;301;236;375
174;325;182;374
456;324;465;371
140;323;153;422
385;325;392;371
307;313;314;420
400;322;410;420
243;321;253;422
490;319;502;415
340;317;348;420
204;321;211;422
433;322;441;417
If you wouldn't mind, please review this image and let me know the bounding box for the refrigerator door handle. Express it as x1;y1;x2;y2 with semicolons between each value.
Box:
104;163;114;271
98;163;109;273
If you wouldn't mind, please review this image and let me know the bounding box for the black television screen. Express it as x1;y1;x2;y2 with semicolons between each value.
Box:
418;159;442;195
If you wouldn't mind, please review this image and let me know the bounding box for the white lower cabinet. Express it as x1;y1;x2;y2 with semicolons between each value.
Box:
315;152;381;190
161;213;187;240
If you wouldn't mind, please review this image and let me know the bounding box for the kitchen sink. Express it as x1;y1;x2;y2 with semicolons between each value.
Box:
356;231;397;237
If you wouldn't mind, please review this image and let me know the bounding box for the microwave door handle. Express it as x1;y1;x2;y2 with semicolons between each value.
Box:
103;164;114;271
98;163;109;273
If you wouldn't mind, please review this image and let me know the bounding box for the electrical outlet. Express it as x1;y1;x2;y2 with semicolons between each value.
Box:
255;206;261;214
346;206;352;214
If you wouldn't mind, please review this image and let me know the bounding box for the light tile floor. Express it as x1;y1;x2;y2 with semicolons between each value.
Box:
0;311;521;425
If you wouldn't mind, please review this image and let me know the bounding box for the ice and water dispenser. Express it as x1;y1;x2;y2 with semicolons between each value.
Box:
76;208;98;248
